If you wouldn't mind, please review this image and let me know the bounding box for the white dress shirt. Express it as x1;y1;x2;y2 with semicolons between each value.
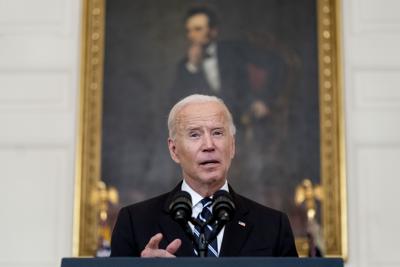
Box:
181;179;229;255
185;42;221;92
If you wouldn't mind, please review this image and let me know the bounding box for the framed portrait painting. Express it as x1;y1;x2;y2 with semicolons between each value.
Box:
74;0;347;258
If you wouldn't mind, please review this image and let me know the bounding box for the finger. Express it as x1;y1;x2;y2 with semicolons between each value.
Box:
145;233;163;249
141;248;176;258
165;239;182;255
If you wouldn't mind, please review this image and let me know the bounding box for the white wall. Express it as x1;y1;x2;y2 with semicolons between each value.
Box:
342;0;400;267
0;0;81;267
0;0;399;267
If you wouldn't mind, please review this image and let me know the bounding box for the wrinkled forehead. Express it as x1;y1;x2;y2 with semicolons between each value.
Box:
176;102;229;130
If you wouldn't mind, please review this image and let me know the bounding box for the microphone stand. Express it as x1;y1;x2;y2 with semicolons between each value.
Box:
197;231;207;258
180;217;225;257
170;190;234;257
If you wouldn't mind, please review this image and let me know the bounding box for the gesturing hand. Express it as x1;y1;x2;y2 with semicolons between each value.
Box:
188;44;204;67
140;233;182;258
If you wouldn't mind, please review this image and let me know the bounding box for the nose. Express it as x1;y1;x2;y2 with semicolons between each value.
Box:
202;132;215;151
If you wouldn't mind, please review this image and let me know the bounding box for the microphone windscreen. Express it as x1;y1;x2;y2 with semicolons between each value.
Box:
212;190;235;222
169;191;192;223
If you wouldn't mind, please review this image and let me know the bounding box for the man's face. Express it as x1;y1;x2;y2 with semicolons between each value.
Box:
168;102;235;192
185;14;217;45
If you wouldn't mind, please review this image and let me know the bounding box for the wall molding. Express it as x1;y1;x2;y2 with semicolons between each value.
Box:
0;70;72;111
351;0;400;34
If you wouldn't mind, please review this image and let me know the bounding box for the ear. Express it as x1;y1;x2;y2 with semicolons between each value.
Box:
230;136;236;159
168;138;181;164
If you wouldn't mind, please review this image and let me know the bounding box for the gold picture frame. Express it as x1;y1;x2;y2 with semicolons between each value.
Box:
73;0;347;258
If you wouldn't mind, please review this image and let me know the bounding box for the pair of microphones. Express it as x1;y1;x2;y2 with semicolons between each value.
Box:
169;190;236;257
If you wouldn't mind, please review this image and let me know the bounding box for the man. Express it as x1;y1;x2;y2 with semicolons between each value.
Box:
110;94;298;257
171;7;269;124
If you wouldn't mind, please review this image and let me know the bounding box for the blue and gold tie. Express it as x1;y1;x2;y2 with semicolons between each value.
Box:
193;198;218;257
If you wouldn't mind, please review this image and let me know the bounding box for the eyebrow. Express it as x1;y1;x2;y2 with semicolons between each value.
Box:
185;126;225;131
186;127;201;132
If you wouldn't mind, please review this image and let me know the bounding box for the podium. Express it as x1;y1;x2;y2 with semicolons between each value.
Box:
61;257;343;267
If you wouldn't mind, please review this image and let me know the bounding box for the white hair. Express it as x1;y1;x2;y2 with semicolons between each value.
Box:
168;94;236;139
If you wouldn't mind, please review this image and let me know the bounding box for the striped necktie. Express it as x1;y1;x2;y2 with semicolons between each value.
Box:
193;198;218;257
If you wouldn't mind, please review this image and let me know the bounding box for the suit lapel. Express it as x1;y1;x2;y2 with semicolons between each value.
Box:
158;183;195;257
219;188;252;256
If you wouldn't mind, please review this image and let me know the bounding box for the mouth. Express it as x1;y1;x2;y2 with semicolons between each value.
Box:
199;159;220;166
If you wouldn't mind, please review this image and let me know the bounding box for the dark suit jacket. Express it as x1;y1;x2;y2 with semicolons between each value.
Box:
170;41;252;124
110;183;298;257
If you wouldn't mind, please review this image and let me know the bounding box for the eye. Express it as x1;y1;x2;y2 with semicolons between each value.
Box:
189;131;200;138
213;129;224;136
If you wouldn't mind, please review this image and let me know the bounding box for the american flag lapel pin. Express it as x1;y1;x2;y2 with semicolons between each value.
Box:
238;221;246;227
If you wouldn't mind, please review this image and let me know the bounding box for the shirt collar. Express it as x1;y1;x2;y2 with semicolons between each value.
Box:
181;179;229;208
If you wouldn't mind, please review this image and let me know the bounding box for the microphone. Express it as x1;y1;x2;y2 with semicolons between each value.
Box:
212;190;236;223
168;190;236;258
168;191;192;224
205;190;235;245
169;191;205;255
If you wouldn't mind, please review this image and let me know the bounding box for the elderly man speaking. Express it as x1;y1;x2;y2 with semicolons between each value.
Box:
110;94;298;257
